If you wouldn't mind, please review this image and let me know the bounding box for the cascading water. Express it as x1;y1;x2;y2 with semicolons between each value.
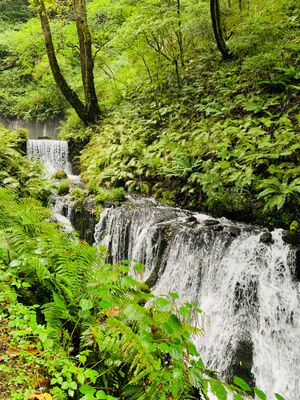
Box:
27;139;72;175
26;137;77;230
94;196;300;400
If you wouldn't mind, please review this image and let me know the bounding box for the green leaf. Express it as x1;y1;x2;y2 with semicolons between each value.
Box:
233;394;244;400
275;394;286;400
186;341;199;356
210;380;227;400
254;387;267;400
53;291;68;311
155;297;172;311
157;342;170;352
168;314;182;330
96;390;107;399
233;376;251;392
179;305;191;319
78;354;87;364
80;299;94;312
99;299;113;310
9;260;22;267
61;381;69;390
80;385;96;395
84;369;98;383
188;367;203;389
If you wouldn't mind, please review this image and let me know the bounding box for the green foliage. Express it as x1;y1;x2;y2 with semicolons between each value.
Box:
94;187;126;203
257;176;300;211
72;0;299;228
0;186;260;400
71;187;87;202
0;0;31;23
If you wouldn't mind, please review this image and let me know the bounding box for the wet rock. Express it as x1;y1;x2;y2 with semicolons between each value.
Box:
282;230;300;245
103;200;122;208
226;226;241;237
186;216;198;223
259;231;273;244
211;224;224;232
203;219;220;226
70;197;97;245
294;250;300;281
227;339;255;388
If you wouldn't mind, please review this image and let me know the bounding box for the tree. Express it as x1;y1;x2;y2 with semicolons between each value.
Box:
32;0;100;125
210;0;232;60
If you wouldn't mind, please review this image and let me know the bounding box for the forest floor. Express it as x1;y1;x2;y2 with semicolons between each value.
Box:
0;317;50;400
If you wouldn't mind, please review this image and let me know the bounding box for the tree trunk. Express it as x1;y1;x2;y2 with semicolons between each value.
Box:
72;0;100;124
35;0;88;123
176;0;185;69
210;0;232;60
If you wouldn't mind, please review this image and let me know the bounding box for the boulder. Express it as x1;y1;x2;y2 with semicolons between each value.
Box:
295;250;300;281
203;219;220;226
259;231;273;244
70;197;97;245
226;226;241;237
227;339;255;388
282;230;300;245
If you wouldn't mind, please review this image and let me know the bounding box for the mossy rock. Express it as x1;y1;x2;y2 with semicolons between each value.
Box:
70;187;87;203
95;187;126;204
58;179;71;195
52;169;68;180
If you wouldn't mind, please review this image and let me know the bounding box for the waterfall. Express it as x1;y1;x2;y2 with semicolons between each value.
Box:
27;139;72;175
94;197;300;400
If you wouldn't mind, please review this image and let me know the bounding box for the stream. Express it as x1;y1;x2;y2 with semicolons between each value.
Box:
25;128;300;400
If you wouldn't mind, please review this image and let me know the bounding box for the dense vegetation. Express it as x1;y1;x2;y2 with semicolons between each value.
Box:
0;1;299;398
1;0;299;227
0;129;268;400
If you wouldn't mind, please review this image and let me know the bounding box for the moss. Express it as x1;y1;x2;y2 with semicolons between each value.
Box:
94;204;104;220
71;187;86;201
52;169;68;180
94;187;126;204
161;190;177;207
57;179;71;196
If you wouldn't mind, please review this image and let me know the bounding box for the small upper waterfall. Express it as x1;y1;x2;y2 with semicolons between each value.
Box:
94;196;300;400
27;139;72;175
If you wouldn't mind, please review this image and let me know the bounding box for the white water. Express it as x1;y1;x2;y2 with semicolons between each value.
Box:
94;200;300;400
27;139;72;175
26;137;78;230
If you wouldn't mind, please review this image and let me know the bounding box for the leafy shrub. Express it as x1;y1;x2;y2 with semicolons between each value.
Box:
94;187;126;204
70;187;87;201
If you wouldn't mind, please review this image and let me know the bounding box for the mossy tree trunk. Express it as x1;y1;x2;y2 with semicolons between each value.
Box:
210;0;232;60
